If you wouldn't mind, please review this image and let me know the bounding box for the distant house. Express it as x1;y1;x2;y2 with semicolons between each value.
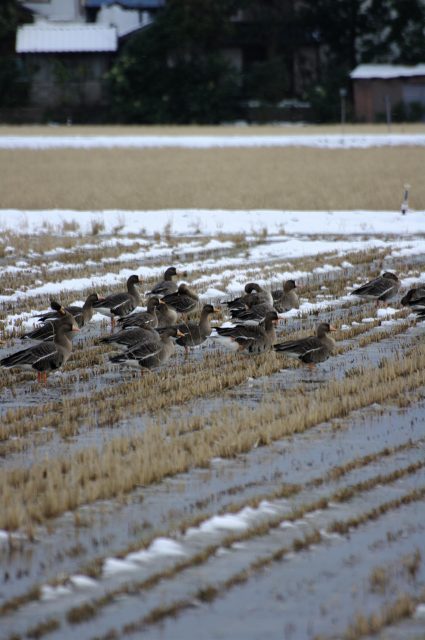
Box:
16;23;117;110
15;0;164;119
350;64;425;122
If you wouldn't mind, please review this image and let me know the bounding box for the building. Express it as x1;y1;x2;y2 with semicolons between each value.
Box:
15;0;164;120
13;0;319;122
350;64;425;122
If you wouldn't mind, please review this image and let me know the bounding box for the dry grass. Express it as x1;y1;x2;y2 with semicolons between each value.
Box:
1;123;425;136
1;341;425;531
0;146;424;210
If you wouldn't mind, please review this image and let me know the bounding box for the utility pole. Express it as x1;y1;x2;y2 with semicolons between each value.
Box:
339;88;347;134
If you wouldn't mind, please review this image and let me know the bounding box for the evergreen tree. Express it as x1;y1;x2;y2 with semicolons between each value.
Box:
301;0;425;121
0;0;30;107
108;0;242;123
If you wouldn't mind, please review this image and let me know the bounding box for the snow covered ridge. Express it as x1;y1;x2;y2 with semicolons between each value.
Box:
1;209;425;236
1;134;425;150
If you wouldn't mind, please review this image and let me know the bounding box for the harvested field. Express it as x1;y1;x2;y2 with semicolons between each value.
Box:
0;128;425;640
0;125;424;211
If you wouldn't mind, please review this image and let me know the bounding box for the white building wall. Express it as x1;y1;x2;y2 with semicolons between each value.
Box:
97;5;152;37
21;0;84;23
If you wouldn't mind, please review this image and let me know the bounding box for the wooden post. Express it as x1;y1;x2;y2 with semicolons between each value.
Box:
401;184;410;215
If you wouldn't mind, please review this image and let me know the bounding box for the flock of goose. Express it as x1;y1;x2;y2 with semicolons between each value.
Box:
0;267;422;383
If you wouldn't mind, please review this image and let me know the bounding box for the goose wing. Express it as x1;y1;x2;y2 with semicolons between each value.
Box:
274;335;321;357
100;327;157;348
118;311;156;329
22;322;56;342
1;341;56;367
93;292;135;315
216;324;262;342
231;303;274;323
351;276;394;299
148;281;177;296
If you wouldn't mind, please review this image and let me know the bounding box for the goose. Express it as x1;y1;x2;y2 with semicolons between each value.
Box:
274;322;336;368
110;327;184;370
156;299;179;328
216;310;278;354
93;275;142;328
99;326;159;352
1;309;79;382
23;294;101;341
225;283;272;311
272;280;300;313
118;297;161;330
161;284;199;314
170;304;216;354
350;272;400;304
147;267;179;297
230;301;277;324
401;285;425;310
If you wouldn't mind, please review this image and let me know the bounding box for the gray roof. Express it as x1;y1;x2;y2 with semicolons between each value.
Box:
16;23;117;53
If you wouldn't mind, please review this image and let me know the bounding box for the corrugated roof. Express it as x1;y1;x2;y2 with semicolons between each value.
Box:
84;0;165;8
16;23;117;53
351;64;425;80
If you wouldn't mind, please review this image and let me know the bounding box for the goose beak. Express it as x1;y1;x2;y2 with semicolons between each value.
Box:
159;299;166;305
329;325;337;332
177;329;186;337
72;325;80;332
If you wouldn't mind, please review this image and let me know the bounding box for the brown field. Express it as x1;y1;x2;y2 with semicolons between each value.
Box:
0;123;424;210
1;123;425;135
0;146;424;210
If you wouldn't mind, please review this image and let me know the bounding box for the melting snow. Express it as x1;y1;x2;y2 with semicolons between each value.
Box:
1;209;425;237
1;133;425;150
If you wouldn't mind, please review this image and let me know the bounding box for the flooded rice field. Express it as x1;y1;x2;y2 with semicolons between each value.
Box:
1;215;425;640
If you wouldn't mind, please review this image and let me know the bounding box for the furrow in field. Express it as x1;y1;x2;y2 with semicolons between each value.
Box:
3;460;424;640
0;388;422;607
1;319;424;534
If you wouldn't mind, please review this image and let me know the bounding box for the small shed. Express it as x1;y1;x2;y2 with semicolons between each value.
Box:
350;64;425;122
16;22;117;110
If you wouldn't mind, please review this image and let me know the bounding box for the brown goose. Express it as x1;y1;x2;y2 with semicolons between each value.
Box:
225;283;273;311
147;267;178;297
272;280;300;313
216;310;278;354
110;326;184;370
274;322;336;368
230;301;277;324
170;304;216;355
350;272;400;304
161;283;199;314
99;326;159;352
23;294;101;341
118;297;161;330
401;285;425;310
93;275;142;328
156;299;179;328
0;309;79;382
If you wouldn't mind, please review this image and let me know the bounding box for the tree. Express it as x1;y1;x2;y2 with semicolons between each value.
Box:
108;0;242;123
0;0;30;107
300;0;425;121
